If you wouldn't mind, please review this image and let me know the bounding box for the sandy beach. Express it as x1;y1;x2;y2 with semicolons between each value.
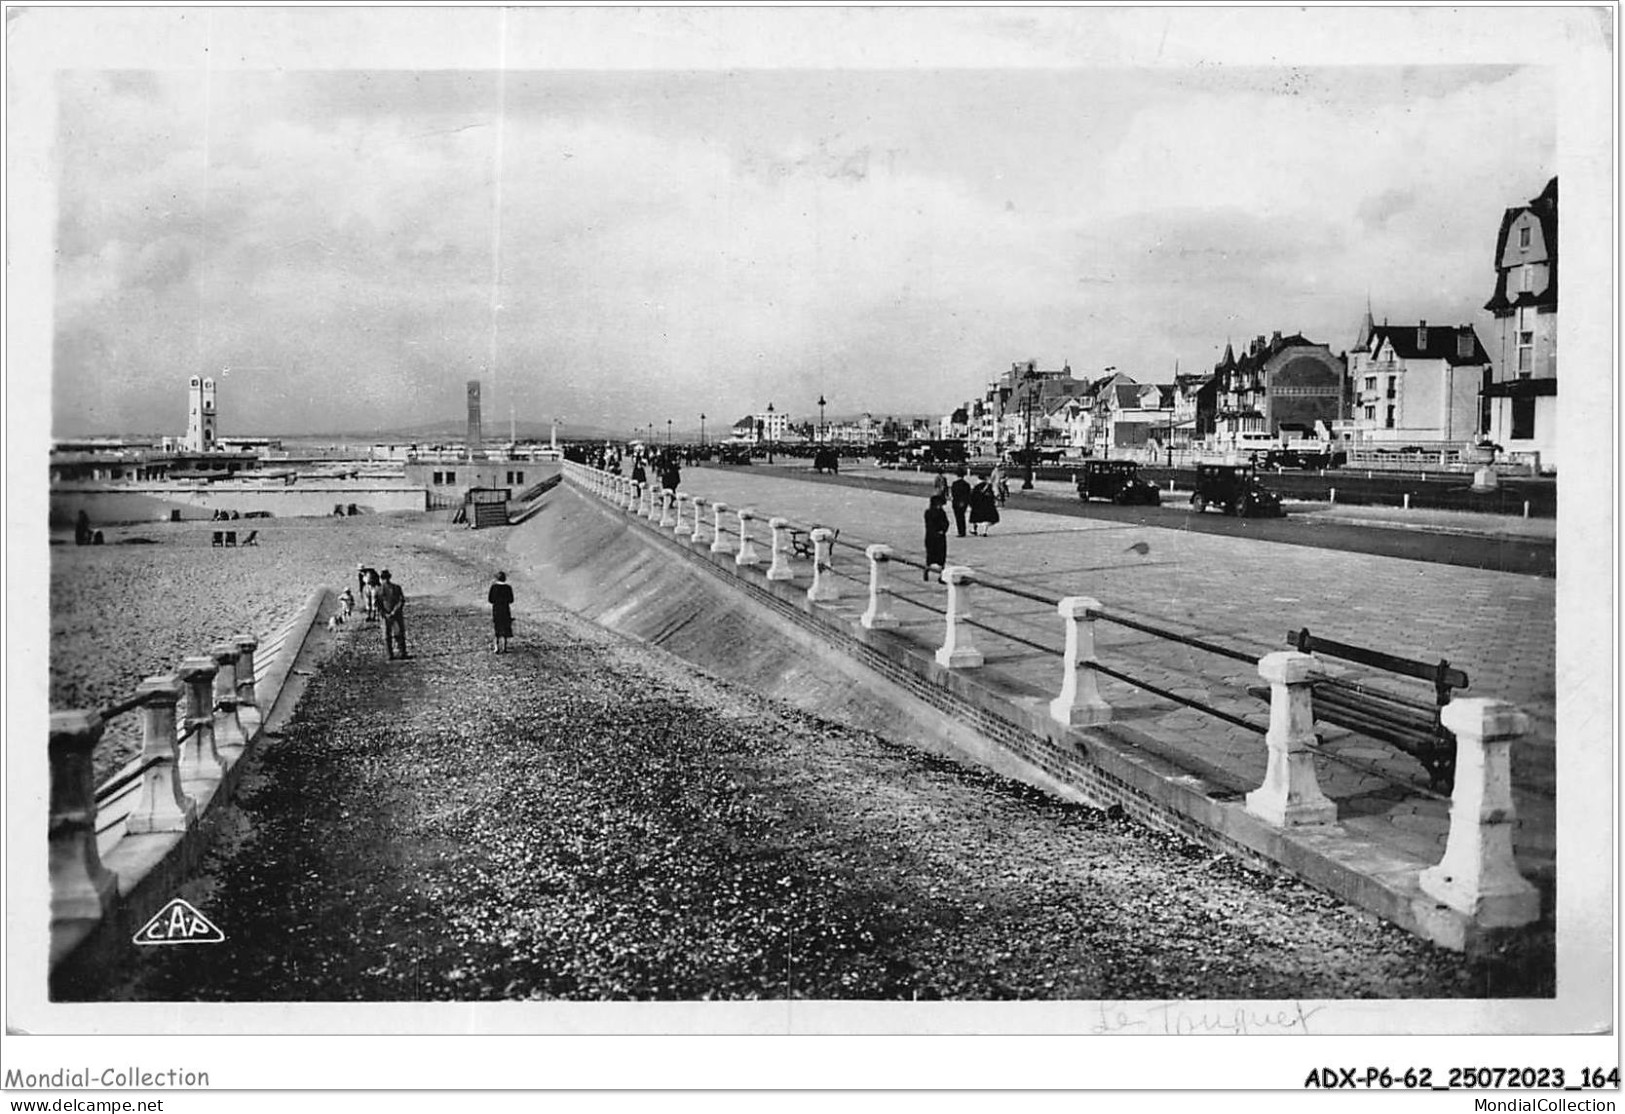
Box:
48;510;517;781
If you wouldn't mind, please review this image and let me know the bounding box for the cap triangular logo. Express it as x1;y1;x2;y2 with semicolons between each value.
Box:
132;898;225;946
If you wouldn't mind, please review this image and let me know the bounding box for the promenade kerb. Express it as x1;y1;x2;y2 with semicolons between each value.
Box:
47;598;327;983
561;459;1549;950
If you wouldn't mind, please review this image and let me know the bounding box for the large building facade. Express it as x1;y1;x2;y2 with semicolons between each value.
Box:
1346;316;1490;443
1211;332;1345;443
1482;176;1557;471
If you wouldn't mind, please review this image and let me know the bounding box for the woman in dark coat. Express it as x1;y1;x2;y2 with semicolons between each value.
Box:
487;571;515;653
969;475;1000;535
923;494;949;581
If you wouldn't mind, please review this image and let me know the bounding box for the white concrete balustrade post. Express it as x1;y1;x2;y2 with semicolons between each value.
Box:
860;544;899;630
710;502;732;555
127;675;196;834
1418;699;1540;927
659;490;676;527
176;657;225;780
689;497;708;544
766;518;794;580
625;479;639;513
210;642;249;753
642;482;657;520
48;711;119;925
734;508;761;567
934;566;984;668
807;528;840;601
234;634;259;707
1245;651;1336;826
672;493;688;534
233;634;262;740
1049;596;1112;726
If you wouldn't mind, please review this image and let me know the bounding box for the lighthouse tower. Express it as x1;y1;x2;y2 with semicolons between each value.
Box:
184;374;218;452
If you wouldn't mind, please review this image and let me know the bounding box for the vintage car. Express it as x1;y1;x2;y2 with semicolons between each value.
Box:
1189;463;1285;517
1077;459;1162;505
812;446;841;474
1006;446;1065;468
870;439;904;466
905;439;970;467
717;443;754;465
1263;446;1346;470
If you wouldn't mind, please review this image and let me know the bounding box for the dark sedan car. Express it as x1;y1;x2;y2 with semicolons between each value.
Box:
1190;463;1285;517
1077;460;1161;505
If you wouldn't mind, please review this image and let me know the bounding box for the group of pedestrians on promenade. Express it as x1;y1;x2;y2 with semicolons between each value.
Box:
342;563;517;657
924;466;1002;581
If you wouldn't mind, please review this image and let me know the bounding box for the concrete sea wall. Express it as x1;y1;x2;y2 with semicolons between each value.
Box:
514;474;1544;954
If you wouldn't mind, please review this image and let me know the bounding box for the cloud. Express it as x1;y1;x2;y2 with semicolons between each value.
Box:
49;65;1557;435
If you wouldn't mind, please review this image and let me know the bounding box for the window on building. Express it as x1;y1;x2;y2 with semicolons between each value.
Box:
432;471;443;485
1517;331;1533;376
515;471;524;485
1385;406;1395;429
1364;405;1376;421
1511;396;1536;440
446;471;457;484
1480;369;1494;434
1518;225;1532;249
1519;266;1532;292
1364;376;1376;391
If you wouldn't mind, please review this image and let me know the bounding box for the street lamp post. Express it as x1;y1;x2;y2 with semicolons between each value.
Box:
766;403;775;463
1021;368;1038;490
700;413;706;448
818;394;827;445
666;419;672;448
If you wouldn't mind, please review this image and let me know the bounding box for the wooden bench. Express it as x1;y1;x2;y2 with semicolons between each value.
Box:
1256;627;1469;791
786;526;838;560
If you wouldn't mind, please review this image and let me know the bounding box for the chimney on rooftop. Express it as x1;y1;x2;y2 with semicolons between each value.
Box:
1270;330;1282;346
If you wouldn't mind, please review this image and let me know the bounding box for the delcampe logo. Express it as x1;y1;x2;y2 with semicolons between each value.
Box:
133;898;225;946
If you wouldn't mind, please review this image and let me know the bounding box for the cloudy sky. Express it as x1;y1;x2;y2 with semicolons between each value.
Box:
25;8;1591;437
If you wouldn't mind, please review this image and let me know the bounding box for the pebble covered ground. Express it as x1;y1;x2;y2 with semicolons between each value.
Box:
105;552;1552;1002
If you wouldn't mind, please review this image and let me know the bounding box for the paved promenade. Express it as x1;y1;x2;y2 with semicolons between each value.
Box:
644;462;1557;888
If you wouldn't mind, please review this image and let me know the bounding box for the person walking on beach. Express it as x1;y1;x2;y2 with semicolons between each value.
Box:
949;467;972;538
931;468;950;502
487;571;515;654
339;587;355;620
969;474;1000;536
923;494;949;582
377;570;409;660
990;460;1009;506
360;566;381;622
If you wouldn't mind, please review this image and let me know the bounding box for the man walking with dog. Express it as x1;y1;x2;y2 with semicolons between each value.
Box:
377;569;409;660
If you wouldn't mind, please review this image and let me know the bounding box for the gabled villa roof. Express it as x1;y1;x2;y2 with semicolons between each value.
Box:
1370;324;1489;367
1485;176;1557;315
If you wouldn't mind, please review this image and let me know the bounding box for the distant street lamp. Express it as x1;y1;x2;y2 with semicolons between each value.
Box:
700;413;706;447
766;402;775;463
666;419;672;448
1021;367;1040;490
818;394;827;444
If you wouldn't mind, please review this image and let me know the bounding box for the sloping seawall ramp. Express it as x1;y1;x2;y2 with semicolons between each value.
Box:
503;484;1090;802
